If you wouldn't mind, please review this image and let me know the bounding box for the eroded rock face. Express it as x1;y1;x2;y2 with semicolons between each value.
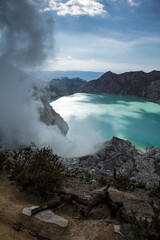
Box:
79;70;160;102
39;98;69;135
49;77;86;95
31;78;69;135
78;137;138;171
62;137;160;186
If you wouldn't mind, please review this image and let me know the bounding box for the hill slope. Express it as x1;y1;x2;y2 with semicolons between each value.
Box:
49;77;86;95
79;70;160;103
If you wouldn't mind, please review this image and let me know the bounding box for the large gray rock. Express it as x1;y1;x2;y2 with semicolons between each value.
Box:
62;137;160;186
22;206;68;227
32;79;69;135
39;98;69;135
79;137;138;170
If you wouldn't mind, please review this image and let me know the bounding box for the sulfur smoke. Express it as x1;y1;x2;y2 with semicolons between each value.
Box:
0;0;54;67
0;0;103;157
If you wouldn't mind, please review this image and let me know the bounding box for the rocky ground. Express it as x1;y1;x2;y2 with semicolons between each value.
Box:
0;137;160;240
62;137;160;187
0;171;157;240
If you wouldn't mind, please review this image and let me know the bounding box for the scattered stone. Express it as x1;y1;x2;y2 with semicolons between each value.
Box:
114;225;123;237
22;206;68;227
84;193;91;199
93;187;106;194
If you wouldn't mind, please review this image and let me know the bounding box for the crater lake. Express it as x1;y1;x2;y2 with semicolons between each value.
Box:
50;93;160;150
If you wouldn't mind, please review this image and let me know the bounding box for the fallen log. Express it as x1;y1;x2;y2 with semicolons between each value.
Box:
31;185;124;218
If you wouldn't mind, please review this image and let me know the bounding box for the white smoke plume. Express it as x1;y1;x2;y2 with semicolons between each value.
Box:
0;0;54;67
0;0;103;157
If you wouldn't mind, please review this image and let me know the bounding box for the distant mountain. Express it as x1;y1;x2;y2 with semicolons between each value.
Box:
28;70;104;82
49;77;86;95
79;70;160;103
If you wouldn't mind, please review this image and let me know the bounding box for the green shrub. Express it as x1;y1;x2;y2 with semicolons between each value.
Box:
84;171;92;182
113;172;131;190
0;146;9;172
130;201;160;240
10;144;64;200
129;212;147;240
64;169;83;178
97;175;108;186
149;182;160;200
136;181;147;189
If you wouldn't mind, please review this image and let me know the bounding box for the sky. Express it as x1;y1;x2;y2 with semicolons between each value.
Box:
2;0;160;73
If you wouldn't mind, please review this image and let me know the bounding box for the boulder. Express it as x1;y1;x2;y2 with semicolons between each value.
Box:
22;206;68;227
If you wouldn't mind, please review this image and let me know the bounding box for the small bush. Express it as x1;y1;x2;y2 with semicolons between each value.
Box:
130;201;160;240
129;212;148;240
136;181;147;189
9;144;64;200
97;175;108;186
0;146;9;172
149;182;160;200
64;169;83;178
84;171;92;182
113;171;131;190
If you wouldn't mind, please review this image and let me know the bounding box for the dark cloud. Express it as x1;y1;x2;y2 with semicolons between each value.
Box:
0;0;54;67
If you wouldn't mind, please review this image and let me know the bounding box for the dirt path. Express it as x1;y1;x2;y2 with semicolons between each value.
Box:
0;174;153;240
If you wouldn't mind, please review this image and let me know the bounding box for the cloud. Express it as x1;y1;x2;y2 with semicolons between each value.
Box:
42;57;160;73
54;56;72;61
127;0;140;6
107;0;141;7
96;36;160;52
42;0;106;16
36;31;160;72
54;31;160;61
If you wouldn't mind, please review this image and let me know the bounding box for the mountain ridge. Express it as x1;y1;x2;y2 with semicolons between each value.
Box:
49;77;86;95
28;70;104;82
78;70;160;103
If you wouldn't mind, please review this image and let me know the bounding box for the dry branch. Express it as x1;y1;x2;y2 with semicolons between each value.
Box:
31;185;124;218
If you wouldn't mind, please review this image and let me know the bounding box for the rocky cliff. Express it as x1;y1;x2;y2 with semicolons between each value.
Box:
33;81;69;134
63;137;160;186
39;96;69;135
79;70;160;103
49;77;86;95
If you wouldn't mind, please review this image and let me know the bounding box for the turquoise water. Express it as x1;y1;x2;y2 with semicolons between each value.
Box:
50;93;160;150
